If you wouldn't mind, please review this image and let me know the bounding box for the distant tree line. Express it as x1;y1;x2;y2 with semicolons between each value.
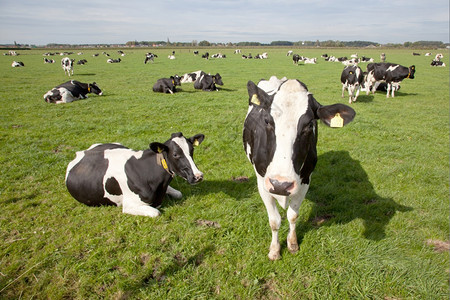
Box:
124;40;447;48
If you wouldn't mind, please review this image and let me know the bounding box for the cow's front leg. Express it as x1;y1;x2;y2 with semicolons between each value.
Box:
259;187;281;260
341;84;346;98
122;195;161;217
287;185;308;253
166;186;182;199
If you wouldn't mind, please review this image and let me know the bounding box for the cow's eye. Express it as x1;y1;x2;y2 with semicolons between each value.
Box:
173;153;180;159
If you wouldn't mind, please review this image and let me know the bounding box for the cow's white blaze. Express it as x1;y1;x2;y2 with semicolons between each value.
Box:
172;137;203;178
264;80;309;195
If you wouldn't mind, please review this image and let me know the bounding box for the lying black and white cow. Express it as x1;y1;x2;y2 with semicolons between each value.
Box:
243;76;355;260
153;75;181;94
65;132;205;217
61;57;74;76
43;80;103;104
366;63;415;97
144;53;158;64
107;58;121;63
341;65;364;103
193;72;223;91
431;60;446;67
180;70;203;83
44;58;55;64
77;59;87;65
11;61;24;67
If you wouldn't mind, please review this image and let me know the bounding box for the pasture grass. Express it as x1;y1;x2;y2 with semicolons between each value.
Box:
0;47;449;299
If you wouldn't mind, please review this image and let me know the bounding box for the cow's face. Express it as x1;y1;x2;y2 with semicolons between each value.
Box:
150;132;204;184
89;82;103;95
408;65;415;79
214;74;224;86
244;79;355;196
172;75;181;86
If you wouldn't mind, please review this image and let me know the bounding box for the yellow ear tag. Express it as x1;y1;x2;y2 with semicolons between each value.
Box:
251;94;261;105
161;158;168;170
330;113;344;128
349;71;353;74
193;140;199;147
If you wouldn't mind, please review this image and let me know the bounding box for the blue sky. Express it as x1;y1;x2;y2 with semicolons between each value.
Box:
0;0;448;45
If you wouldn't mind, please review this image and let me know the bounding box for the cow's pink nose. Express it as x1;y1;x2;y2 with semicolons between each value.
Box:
194;173;203;182
267;178;295;196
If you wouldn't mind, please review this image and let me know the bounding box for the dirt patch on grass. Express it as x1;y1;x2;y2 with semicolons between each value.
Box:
426;239;450;253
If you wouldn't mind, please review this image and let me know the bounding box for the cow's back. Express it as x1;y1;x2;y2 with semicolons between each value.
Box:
66;143;127;206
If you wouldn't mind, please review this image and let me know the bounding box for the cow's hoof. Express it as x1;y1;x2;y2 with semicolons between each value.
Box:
288;243;299;254
268;251;281;261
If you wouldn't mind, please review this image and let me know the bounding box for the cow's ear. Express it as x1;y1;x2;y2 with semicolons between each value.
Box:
188;134;205;147
316;104;356;128
247;81;273;109
150;142;169;153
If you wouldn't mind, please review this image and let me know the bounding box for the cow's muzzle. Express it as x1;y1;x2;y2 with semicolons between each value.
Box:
267;177;296;196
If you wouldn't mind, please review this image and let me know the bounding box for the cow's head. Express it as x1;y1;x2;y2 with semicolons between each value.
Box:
213;73;224;86
89;82;103;96
407;65;415;79
244;79;355;196
171;75;181;86
150;132;205;184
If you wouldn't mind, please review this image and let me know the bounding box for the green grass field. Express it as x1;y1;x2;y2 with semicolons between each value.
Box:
0;47;449;299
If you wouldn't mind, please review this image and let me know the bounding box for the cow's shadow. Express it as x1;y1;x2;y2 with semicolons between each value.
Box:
168;150;411;243
300;150;412;241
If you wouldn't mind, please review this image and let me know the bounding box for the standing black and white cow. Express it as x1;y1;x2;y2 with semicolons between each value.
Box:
65;132;205;217
43;80;103;104
193;72;223;91
366;63;415;97
341;65;364;103
144;53;158;64
243;77;355;260
153;75;181;94
61;57;75;76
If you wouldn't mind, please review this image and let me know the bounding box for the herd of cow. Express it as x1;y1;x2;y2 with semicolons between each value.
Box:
7;49;443;260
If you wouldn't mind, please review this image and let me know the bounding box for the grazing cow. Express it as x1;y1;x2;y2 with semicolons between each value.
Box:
77;59;87;65
180;70;203;83
292;54;302;64
168;55;176;60
43;80;103;104
44;58;55;63
366;63;415;97
380;53;386;62
202;52;209;59
65;132;205;217
431;60;446;67
193;72;223;91
144;53;157;64
235;49;242;54
243;77;355;260
341;65;364;103
153;75;181;94
412;52;420;56
193;50;199;55
11;61;24;67
61;57;74;76
107;58;121;63
287;50;293;56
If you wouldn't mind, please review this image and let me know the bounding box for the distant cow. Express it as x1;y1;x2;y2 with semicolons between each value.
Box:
61;57;74;76
431;60;446;67
44;58;55;64
366;63;415;97
292;54;302;64
144;53;157;64
65;132;205;217
77;59;87;65
341;65;364;103
11;61;24;67
107;58;121;63
43;80;103;104
153;75;181;94
243;76;355;260
180;70;203;83
194;72;223;91
202;52;209;59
